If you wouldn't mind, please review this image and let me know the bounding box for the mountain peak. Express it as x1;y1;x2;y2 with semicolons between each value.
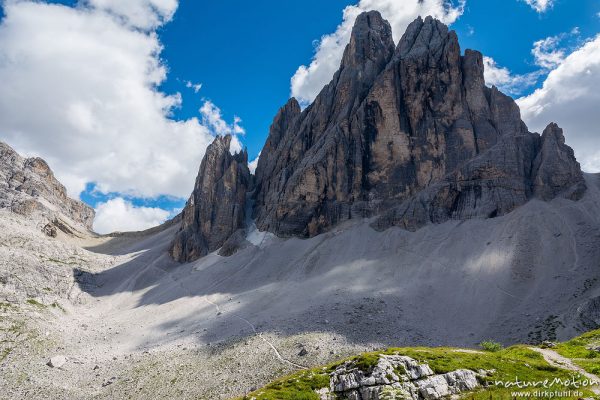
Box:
170;134;251;262
249;13;585;238
341;10;394;69
172;12;586;255
396;15;455;59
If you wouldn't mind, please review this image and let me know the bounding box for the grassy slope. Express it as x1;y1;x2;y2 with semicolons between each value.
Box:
238;331;600;400
554;330;600;375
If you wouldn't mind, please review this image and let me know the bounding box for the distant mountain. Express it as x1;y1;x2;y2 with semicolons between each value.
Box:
0;141;94;235
172;12;585;262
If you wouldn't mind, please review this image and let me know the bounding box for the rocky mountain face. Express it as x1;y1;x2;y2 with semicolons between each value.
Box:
170;135;251;262
172;12;585;261
0;141;94;233
253;12;585;237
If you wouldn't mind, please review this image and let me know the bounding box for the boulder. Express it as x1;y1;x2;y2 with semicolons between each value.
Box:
47;355;67;368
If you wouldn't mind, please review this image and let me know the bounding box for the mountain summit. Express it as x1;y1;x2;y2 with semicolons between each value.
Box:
171;12;585;261
253;13;585;237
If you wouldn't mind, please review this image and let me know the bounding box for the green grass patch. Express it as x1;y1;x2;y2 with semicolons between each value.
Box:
26;299;45;308
50;302;66;313
0;302;16;312
239;343;596;400
241;369;331;400
554;329;600;375
0;347;12;363
350;352;380;372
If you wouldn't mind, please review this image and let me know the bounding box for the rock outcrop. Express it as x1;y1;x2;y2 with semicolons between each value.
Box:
169;135;251;262
0;141;95;232
324;354;480;399
253;13;585;237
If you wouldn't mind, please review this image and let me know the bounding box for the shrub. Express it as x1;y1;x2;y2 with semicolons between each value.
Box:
480;340;503;352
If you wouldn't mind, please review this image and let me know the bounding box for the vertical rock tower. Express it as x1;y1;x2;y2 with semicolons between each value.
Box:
170;135;250;262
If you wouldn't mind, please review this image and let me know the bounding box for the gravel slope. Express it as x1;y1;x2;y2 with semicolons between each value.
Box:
1;174;599;399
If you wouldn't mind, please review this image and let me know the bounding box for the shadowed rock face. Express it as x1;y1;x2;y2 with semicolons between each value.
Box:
253;13;585;237
0;141;95;230
169;135;251;262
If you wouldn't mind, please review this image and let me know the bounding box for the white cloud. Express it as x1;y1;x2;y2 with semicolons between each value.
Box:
521;0;554;13
518;35;600;172
185;80;202;93
290;0;465;106
86;0;178;30
531;28;580;71
248;151;260;174
483;56;541;95
0;1;239;200
532;36;566;69
200;101;245;136
93;197;170;234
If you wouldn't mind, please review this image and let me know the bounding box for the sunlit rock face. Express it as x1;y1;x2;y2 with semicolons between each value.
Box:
172;12;585;263
0;141;95;231
253;12;585;237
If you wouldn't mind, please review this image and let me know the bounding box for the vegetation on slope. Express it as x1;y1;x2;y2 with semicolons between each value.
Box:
239;331;600;400
555;329;600;375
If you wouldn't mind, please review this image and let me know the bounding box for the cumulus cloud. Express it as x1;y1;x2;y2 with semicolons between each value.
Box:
483;56;541;96
0;0;241;200
290;0;465;106
521;0;554;13
532;36;566;69
93;197;171;234
518;35;600;172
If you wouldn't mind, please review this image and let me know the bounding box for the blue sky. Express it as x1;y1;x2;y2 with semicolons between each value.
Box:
160;0;599;160
0;0;599;233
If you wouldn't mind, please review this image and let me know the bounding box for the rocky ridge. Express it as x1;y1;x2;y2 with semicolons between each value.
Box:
170;12;585;262
170;13;587;259
0;141;95;234
251;12;585;237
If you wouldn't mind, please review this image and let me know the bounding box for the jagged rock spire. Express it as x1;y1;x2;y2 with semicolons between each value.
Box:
170;135;250;262
172;13;586;260
252;13;585;237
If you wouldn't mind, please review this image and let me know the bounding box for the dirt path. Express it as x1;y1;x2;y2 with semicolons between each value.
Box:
530;347;600;395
